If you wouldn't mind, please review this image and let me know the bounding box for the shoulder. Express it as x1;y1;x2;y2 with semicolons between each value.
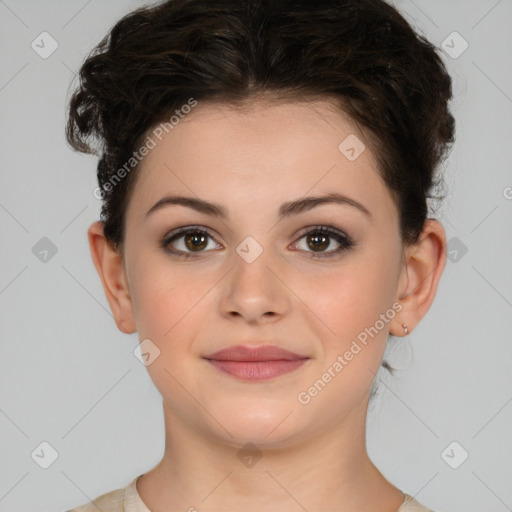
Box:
64;475;147;512
65;486;125;512
398;493;437;512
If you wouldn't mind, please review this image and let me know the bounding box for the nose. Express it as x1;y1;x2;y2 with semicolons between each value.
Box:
218;240;291;325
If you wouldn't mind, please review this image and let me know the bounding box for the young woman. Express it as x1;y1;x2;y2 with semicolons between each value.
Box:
65;0;454;510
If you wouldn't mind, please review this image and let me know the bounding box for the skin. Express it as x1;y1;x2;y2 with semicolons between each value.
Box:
88;98;446;512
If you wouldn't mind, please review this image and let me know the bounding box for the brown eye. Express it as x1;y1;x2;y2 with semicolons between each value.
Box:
294;226;354;258
306;233;330;252
161;227;220;258
183;232;208;251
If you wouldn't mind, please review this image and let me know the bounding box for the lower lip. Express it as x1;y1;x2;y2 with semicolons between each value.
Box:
206;359;308;381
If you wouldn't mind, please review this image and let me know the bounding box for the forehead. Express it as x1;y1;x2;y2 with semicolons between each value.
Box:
126;98;396;222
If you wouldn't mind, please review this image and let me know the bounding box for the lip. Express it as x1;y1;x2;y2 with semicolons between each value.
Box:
203;345;309;381
204;344;308;361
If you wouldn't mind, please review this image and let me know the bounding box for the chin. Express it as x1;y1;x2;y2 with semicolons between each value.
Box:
207;402;307;449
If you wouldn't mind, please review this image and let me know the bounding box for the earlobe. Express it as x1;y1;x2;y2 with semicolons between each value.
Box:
87;221;137;334
392;219;447;337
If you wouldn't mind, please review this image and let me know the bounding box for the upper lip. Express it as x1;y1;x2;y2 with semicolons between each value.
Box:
204;345;309;362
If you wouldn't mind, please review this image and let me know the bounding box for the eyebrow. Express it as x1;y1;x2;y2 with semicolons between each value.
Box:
145;192;373;221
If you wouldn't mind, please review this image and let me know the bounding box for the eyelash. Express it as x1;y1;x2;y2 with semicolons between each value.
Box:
160;225;355;260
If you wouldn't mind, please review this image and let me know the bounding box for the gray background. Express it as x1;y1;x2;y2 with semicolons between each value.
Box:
0;0;511;511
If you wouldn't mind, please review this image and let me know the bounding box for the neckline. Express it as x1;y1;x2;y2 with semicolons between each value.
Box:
124;474;151;512
128;474;415;512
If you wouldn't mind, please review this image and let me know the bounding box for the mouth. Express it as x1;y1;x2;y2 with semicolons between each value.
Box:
203;344;310;381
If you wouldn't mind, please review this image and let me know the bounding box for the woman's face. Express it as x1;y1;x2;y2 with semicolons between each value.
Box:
120;99;407;447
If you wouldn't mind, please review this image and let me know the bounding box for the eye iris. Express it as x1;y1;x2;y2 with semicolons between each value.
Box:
185;232;208;251
308;233;329;251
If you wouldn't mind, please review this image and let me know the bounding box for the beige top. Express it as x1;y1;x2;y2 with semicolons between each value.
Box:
66;474;436;512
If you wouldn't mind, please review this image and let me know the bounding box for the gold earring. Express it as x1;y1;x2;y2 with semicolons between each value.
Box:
402;323;409;335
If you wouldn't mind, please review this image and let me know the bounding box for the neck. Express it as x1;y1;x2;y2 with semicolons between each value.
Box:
137;397;404;512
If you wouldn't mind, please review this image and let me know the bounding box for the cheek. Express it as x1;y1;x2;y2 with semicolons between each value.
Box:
296;249;399;376
293;266;394;414
129;256;210;343
304;263;395;338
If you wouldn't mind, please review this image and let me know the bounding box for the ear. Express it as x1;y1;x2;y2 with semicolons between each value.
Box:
391;219;447;336
87;221;137;334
